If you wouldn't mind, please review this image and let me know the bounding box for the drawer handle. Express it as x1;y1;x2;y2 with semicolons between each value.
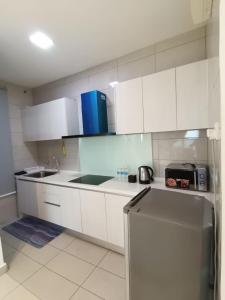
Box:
44;201;61;207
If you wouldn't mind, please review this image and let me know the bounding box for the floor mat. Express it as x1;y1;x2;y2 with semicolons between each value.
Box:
2;216;64;248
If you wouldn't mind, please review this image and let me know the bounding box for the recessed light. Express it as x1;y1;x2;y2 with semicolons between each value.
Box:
109;81;119;88
29;31;54;49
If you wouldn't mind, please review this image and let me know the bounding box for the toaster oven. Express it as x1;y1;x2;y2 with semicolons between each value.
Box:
165;163;209;192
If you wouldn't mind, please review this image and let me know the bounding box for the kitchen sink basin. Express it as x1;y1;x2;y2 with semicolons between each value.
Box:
25;171;57;178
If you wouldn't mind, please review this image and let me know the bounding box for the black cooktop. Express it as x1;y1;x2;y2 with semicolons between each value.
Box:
69;175;114;185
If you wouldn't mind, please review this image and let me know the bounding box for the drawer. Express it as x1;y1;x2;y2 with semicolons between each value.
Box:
40;184;63;205
39;200;62;225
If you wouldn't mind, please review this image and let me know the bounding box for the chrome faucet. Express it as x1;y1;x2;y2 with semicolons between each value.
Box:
52;155;60;172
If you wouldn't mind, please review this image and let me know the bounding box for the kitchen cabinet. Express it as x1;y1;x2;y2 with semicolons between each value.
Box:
176;60;208;130
17;179;134;250
143;69;177;132
115;78;143;134
38;184;62;225
61;188;82;232
80;190;107;241
105;194;131;248
17;180;39;217
22;97;80;141
22;106;39;141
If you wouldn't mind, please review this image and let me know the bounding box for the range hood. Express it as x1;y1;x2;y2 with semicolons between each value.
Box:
62;90;115;139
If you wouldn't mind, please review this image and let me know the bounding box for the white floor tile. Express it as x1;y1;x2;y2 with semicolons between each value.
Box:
65;238;108;265
5;252;42;283
99;251;125;278
0;274;18;299
23;267;78;300
83;268;126;300
46;252;95;285
4;285;39;300
49;233;74;250
21;244;60;265
71;288;102;300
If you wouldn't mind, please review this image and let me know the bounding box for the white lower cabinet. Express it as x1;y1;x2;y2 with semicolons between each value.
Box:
38;184;62;225
37;185;82;232
17;180;39;217
80;190;107;241
105;194;131;248
61;188;82;232
17;180;131;250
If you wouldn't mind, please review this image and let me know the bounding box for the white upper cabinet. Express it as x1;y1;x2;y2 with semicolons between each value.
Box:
143;69;177;132
176;60;208;130
115;78;143;134
22;97;80;141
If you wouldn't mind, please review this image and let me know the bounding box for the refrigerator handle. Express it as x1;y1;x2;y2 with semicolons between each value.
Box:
123;187;151;213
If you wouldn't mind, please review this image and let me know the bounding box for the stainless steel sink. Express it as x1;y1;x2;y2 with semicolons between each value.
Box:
25;170;57;178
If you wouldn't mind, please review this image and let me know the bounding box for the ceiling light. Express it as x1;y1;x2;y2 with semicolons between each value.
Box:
109;81;119;88
29;31;54;49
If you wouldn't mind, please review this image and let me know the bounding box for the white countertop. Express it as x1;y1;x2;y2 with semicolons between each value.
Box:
17;170;213;202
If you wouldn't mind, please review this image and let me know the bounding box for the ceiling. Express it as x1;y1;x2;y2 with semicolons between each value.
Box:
0;0;199;88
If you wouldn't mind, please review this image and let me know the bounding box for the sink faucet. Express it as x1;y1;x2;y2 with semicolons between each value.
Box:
52;155;60;172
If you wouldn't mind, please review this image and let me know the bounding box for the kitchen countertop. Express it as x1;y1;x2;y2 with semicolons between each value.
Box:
17;170;213;203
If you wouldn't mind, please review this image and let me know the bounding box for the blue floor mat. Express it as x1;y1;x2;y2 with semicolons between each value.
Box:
3;216;64;248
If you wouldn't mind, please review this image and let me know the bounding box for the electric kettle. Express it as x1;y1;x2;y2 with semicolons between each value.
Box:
138;166;154;184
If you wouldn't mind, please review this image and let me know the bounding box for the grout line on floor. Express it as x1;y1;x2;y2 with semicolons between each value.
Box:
2;232;125;300
97;265;125;279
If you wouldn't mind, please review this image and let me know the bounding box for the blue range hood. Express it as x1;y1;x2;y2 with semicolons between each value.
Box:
62;90;116;139
81;90;108;135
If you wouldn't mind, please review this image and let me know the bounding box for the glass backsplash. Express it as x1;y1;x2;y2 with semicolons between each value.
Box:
79;133;152;176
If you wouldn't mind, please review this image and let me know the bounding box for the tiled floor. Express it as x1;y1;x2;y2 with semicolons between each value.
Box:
0;231;126;300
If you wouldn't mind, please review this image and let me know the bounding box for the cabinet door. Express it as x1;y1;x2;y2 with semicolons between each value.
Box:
22;107;39;142
38;184;62;225
143;69;176;132
176;60;208;130
80;190;107;241
61;188;82;232
22;98;78;141
17;180;39;217
115;78;143;134
105;194;131;248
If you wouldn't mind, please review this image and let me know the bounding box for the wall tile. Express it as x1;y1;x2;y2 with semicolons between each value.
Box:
158;140;173;160
8;104;21;119
88;68;117;91
152;129;207;140
118;55;155;82
153;160;160;177
102;88;115;107
156;38;206;72
117;45;155;65
155;27;206;52
87;60;117;76
152;140;159;159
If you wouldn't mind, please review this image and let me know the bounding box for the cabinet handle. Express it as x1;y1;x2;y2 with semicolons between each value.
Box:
44;201;61;207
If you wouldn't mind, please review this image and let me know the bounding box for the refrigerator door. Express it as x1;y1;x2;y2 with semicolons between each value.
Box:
125;189;213;300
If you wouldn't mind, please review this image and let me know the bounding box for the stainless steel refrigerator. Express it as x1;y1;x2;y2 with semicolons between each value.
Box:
124;188;213;300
